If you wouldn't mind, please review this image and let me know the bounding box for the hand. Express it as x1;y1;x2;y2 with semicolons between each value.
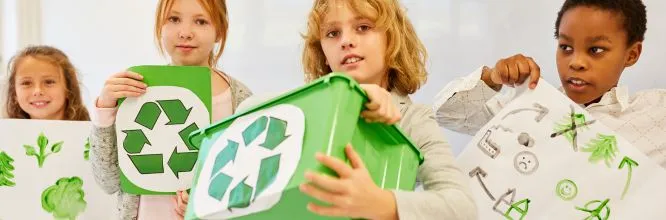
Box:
359;84;401;125
96;71;147;108
299;144;398;220
173;190;189;219
481;54;541;91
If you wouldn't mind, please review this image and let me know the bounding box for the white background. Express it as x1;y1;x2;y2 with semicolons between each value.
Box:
1;0;665;153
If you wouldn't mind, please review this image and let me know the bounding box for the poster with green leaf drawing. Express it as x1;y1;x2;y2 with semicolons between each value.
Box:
456;80;666;219
115;65;212;195
0;119;118;219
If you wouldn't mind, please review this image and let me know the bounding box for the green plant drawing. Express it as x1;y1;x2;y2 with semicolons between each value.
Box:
554;112;588;142
41;176;87;220
576;198;611;220
551;105;596;152
84;138;91;161
582;134;619;167
24;132;63;168
0;151;16;187
618;156;639;200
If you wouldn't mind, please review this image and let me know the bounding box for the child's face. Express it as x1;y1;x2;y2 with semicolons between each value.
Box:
161;0;217;66
14;57;67;120
319;3;388;86
556;6;641;105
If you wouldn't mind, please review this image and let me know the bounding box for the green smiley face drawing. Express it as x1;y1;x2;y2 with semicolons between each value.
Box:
556;179;578;201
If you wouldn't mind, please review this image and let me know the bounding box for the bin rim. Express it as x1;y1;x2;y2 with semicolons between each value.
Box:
187;73;424;164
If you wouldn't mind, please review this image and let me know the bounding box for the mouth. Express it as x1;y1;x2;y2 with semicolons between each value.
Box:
30;101;51;108
176;45;197;52
565;77;591;92
341;54;364;66
519;162;528;170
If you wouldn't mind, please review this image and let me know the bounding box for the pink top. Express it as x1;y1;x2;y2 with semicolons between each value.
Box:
93;87;233;220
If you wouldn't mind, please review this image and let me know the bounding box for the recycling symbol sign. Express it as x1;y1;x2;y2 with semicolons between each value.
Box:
193;104;304;219
117;86;210;193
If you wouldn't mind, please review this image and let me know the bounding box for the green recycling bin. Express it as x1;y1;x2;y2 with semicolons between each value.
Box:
185;73;423;220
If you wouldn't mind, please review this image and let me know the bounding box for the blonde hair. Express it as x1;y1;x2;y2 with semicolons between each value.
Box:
5;45;90;121
302;0;427;94
154;0;229;67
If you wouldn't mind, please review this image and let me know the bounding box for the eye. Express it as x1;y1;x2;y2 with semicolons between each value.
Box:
559;44;573;53
168;16;180;23
195;19;209;26
325;30;340;38
589;47;606;54
45;79;56;85
20;81;32;86
357;24;372;32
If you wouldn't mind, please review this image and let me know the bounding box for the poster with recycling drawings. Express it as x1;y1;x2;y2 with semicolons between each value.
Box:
0;119;118;220
455;80;666;219
116;65;212;195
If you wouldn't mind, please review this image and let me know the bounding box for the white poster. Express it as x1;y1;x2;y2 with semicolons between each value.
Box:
192;104;305;219
456;81;666;219
0;119;118;220
116;86;210;193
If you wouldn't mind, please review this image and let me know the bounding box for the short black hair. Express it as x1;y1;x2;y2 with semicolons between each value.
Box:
554;0;647;45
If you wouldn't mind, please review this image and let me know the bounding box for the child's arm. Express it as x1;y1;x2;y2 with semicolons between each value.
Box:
90;125;121;194
90;71;146;194
391;104;477;220
433;66;507;135
433;54;540;135
89;109;121;194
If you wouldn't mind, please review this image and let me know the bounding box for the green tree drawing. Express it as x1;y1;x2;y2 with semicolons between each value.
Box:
84;138;91;161
24;132;64;168
582;134;619;167
41;176;87;220
554;112;588;143
0;151;16;187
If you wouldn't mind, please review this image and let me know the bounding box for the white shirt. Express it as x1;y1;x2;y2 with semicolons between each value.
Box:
433;67;666;168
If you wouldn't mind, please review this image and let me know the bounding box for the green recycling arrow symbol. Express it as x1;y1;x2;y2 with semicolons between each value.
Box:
134;102;161;130
129;154;163;174
254;154;280;199
242;116;268;145
228;177;253;209
122;130;151;154
207;115;290;209
209;140;239;200
122;99;200;178
179;123;200;151
158;99;192;125
260;117;290;150
167;147;198;178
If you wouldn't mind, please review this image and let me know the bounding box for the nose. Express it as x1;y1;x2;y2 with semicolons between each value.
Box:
569;52;588;71
32;84;45;97
178;23;194;40
340;32;357;50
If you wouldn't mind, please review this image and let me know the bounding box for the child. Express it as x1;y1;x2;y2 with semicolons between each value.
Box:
434;0;666;168
5;45;90;121
296;0;477;219
89;0;252;219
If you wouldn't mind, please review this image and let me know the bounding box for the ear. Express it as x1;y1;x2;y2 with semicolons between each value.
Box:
625;41;642;67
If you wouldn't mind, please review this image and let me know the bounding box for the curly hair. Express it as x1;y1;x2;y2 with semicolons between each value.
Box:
6;45;90;121
555;0;647;45
302;0;427;95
